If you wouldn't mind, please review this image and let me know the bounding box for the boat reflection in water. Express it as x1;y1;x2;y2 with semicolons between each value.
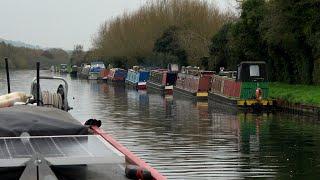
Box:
85;82;278;179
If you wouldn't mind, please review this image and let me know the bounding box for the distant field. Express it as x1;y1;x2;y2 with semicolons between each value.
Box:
269;82;320;106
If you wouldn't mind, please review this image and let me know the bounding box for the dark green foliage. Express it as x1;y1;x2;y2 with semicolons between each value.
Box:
96;56;129;69
236;0;267;62
70;44;85;65
109;56;129;69
210;0;320;84
209;23;233;71
209;0;268;71
153;26;188;66
144;53;180;68
260;0;315;84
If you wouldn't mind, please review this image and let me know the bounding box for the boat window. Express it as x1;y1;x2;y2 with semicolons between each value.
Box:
249;65;260;77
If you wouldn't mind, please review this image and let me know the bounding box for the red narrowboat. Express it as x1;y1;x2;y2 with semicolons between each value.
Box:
106;68;128;83
100;68;110;80
174;66;214;100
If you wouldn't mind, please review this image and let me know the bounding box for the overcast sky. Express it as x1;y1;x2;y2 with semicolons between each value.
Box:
0;0;237;50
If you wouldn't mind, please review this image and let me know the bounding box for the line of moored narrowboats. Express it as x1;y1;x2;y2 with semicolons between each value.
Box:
55;61;274;112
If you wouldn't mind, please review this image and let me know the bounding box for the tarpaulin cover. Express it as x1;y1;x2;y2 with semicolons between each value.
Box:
90;66;103;72
0;105;88;137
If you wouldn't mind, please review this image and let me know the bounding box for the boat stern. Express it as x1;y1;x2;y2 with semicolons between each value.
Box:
164;85;173;94
88;72;99;80
137;82;147;90
237;99;274;112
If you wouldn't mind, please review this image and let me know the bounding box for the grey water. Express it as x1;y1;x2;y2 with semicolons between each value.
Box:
1;70;320;179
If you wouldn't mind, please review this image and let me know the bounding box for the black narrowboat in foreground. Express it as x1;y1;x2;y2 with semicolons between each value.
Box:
0;59;165;180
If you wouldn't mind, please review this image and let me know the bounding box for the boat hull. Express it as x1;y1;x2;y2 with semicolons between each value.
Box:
107;77;125;83
88;72;101;80
106;68;127;83
210;74;273;112
70;71;77;77
147;81;173;95
173;86;208;100
60;69;68;74
208;91;273;112
126;80;147;90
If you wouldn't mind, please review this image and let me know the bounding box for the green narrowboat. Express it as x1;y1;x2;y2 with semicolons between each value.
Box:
59;64;68;73
209;61;273;111
69;65;78;77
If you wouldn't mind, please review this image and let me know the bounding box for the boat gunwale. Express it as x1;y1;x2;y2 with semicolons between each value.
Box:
91;126;166;180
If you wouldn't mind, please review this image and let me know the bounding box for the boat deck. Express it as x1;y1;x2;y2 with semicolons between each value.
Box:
54;164;128;180
1;164;128;180
0;133;129;180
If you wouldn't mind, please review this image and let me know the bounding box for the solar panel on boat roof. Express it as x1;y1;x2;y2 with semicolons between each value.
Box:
0;135;125;167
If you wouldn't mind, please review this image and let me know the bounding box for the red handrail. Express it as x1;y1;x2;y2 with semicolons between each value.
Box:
91;126;166;180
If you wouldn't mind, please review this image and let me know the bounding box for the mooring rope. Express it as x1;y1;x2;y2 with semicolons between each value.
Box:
42;91;63;109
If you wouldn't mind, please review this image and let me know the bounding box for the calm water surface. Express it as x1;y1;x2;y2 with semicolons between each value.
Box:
1;70;320;179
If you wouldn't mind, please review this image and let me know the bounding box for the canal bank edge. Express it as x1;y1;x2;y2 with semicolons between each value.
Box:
270;82;320;117
273;99;320;117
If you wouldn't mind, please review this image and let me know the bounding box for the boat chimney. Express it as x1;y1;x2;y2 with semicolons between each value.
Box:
4;57;10;93
36;62;40;106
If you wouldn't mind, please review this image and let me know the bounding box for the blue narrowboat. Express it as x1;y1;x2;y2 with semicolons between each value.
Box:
125;66;150;89
88;62;106;80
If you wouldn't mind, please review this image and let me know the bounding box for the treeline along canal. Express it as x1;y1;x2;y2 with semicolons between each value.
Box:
1;70;320;179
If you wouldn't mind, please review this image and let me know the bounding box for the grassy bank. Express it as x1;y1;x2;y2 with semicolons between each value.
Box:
269;82;320;106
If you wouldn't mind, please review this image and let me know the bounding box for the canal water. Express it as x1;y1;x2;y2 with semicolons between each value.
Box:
1;70;320;179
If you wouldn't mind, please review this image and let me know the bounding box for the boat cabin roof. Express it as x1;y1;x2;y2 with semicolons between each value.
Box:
238;61;266;66
91;61;104;65
237;61;267;82
151;69;167;72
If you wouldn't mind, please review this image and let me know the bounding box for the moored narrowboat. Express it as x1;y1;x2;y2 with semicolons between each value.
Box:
50;65;56;72
100;69;110;80
107;68;128;82
209;61;273;111
174;66;214;100
59;64;68;73
88;62;106;80
147;69;177;94
126;66;150;90
78;63;91;79
69;65;78;77
147;64;179;94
